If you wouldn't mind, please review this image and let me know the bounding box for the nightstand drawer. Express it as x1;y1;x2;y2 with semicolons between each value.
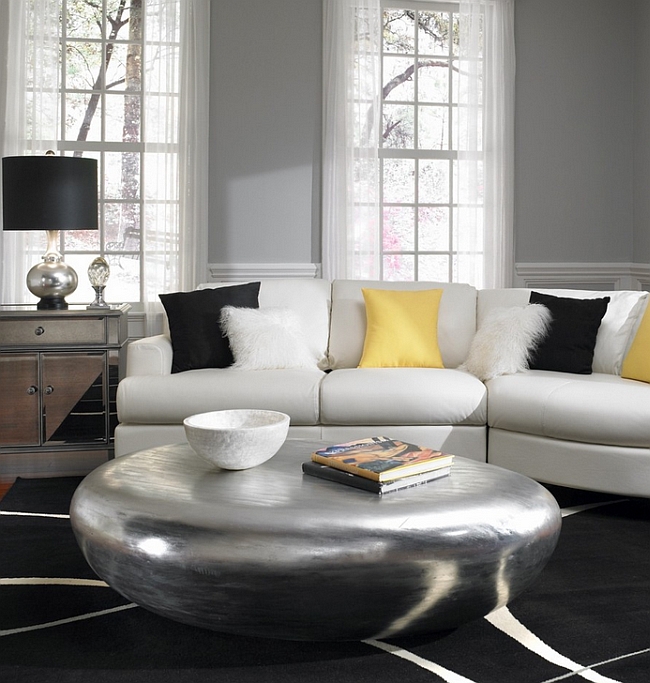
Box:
0;318;106;346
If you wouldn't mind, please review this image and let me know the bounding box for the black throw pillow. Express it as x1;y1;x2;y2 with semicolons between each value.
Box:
528;291;610;374
160;283;260;373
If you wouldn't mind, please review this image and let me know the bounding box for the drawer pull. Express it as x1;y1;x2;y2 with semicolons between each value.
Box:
44;385;54;395
27;385;38;395
34;326;45;336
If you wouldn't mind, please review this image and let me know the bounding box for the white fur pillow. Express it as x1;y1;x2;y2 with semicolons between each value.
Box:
460;304;552;381
220;306;318;370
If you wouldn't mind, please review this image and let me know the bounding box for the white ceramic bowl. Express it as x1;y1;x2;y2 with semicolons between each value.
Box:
183;409;290;470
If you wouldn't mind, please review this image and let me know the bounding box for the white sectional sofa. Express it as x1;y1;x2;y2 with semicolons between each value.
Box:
115;279;650;497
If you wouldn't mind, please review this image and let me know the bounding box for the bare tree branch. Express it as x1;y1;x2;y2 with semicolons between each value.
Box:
383;59;450;100
74;0;130;155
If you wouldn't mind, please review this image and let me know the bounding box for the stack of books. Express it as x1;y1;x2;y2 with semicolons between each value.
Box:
302;436;454;494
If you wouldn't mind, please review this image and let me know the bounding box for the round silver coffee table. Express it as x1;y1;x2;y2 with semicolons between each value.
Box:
70;440;561;641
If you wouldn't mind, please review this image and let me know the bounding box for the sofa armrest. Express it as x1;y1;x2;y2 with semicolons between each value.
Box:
125;334;173;376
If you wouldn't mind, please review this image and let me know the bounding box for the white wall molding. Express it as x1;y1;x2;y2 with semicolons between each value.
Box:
629;264;650;291
208;263;321;282
126;309;147;341
514;262;650;291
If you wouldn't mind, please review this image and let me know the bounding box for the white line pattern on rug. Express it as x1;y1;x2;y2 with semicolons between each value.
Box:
485;607;621;683
0;577;109;587
364;639;478;683
0;510;70;519
0;603;139;637
561;500;627;518
540;647;650;682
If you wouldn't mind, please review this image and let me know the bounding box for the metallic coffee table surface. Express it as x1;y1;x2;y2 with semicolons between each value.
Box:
70;440;561;641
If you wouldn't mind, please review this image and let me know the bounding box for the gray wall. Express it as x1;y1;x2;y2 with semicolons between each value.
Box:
208;0;648;274
513;0;635;264
208;0;321;267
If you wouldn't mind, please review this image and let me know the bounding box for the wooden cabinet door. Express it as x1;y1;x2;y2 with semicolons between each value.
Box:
41;352;107;445
0;353;40;446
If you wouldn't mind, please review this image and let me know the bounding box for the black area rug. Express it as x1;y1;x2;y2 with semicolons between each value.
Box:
2;476;650;683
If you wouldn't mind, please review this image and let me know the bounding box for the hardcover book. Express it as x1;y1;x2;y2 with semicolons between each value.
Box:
302;460;451;494
310;437;454;482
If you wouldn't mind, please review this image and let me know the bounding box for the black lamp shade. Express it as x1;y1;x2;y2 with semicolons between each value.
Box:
2;155;98;231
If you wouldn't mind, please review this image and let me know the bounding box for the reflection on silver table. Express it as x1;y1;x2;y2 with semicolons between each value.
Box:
70;440;561;641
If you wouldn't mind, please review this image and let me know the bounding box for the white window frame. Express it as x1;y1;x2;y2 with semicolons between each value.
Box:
379;0;482;282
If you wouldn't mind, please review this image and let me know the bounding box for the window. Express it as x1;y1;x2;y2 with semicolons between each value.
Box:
322;0;514;288
58;0;179;304
380;4;474;282
2;0;209;311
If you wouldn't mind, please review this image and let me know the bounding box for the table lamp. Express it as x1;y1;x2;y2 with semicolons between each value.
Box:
2;152;98;310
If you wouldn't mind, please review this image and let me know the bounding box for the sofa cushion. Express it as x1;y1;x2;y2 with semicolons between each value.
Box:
198;279;331;369
358;288;444;368
329;280;477;369
320;368;487;426
478;288;647;375
621;299;650;383
220;306;318;370
487;370;650;448
117;368;324;425
160;282;260;373
528;291;609;374
461;304;552;380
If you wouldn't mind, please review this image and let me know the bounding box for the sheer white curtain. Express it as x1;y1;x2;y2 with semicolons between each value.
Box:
142;0;210;333
322;0;382;281
0;0;60;303
322;0;515;288
456;0;515;288
177;1;210;292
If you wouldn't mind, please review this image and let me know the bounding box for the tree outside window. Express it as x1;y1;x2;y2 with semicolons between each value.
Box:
55;0;179;304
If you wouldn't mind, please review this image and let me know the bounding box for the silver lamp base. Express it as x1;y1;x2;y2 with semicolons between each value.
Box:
26;229;78;310
27;258;78;310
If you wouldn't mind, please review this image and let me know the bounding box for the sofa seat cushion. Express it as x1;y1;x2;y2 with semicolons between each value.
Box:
320;368;487;426
117;369;324;425
487;370;650;447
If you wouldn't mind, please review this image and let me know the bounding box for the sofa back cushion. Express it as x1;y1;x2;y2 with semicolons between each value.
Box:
328;280;477;369
197;280;332;368
477;288;648;375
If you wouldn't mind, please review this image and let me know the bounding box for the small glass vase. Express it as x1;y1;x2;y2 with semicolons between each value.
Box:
87;257;111;309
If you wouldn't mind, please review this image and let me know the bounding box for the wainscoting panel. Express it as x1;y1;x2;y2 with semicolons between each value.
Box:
514;262;650;291
208;263;321;281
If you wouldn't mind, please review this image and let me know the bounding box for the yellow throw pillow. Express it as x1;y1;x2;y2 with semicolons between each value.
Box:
358;288;444;368
621;302;650;383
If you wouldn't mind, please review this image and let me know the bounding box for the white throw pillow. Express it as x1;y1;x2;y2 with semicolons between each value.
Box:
460;304;552;381
220;306;318;370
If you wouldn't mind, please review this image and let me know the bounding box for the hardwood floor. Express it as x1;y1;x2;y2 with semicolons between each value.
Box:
0;480;14;501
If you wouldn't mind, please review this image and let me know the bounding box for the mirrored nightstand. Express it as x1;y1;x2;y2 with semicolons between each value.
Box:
0;304;130;478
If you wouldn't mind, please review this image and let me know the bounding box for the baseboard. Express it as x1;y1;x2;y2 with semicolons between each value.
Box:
208;263;321;281
514;262;650;291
